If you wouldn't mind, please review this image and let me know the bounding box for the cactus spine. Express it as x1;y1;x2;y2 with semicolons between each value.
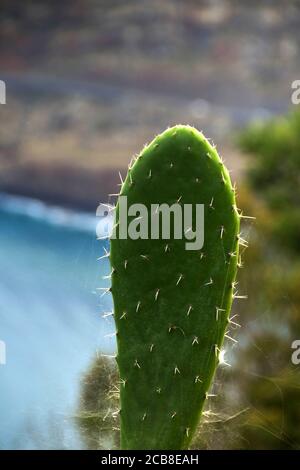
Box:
109;125;240;449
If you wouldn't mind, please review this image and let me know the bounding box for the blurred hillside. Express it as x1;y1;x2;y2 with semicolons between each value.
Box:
1;0;300;209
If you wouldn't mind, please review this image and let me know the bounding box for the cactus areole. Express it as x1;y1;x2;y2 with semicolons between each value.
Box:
109;125;240;449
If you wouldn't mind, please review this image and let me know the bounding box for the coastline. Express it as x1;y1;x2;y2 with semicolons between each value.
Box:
0;166;122;213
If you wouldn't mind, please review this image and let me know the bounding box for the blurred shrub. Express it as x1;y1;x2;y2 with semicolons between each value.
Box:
238;110;300;253
232;113;300;449
76;355;119;450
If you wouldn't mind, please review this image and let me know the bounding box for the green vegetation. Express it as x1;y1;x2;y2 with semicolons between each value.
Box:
230;111;300;449
76;356;119;450
238;110;300;253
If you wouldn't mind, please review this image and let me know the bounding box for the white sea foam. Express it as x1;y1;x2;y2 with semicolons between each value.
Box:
0;193;102;234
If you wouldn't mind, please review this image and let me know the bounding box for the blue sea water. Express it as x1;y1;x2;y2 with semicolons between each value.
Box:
0;194;115;449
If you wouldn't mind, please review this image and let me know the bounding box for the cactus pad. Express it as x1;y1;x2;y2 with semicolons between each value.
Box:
109;125;240;449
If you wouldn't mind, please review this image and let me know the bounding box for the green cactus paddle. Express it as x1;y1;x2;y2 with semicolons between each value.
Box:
109;125;240;449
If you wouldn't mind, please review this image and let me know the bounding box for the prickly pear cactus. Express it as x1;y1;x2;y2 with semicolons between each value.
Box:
109;125;240;449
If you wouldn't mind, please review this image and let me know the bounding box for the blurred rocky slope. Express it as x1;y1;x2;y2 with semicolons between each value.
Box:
0;0;299;209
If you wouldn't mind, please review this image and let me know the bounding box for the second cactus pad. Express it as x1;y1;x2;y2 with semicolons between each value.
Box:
110;125;240;449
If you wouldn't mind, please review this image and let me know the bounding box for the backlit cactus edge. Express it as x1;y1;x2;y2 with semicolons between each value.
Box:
108;125;241;449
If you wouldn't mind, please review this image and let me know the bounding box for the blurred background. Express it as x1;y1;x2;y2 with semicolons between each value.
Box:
0;0;300;449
